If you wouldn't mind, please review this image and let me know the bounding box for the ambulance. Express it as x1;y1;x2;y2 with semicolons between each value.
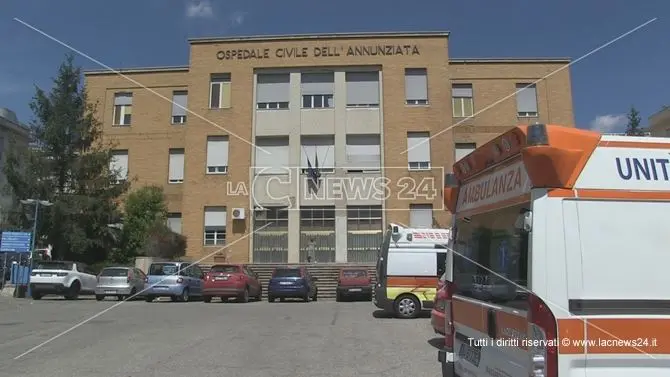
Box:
437;124;670;377
373;223;452;319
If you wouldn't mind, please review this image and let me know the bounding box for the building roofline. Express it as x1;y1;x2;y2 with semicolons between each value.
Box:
0;117;31;136
188;31;450;44
84;66;189;76
649;106;670;120
449;57;571;64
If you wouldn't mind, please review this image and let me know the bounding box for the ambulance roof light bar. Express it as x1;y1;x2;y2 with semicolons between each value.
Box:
527;123;549;146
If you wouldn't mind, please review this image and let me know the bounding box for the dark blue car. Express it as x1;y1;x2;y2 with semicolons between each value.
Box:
267;266;318;302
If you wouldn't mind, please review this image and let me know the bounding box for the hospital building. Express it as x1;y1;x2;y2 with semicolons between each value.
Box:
84;31;575;264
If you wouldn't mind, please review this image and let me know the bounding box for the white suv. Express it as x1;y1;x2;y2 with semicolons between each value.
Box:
29;261;98;300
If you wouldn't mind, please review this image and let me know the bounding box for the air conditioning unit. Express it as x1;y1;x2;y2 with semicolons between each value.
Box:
232;208;246;220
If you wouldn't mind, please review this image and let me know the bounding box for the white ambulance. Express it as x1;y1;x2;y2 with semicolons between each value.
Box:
438;124;670;377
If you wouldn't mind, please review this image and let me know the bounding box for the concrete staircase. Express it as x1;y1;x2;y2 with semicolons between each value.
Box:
203;263;376;301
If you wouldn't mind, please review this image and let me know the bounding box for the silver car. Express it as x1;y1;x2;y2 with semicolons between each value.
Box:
95;266;146;301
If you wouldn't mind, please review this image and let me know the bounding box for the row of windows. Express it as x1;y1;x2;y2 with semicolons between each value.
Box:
111;71;539;126
166;204;435;246
108;134;477;182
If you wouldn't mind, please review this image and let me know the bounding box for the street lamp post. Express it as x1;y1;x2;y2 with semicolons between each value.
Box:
20;199;53;265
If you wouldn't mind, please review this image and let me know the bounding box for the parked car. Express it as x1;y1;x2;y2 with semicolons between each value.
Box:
95;266;146;301
267;266;318;302
336;267;372;302
143;261;205;302
202;264;262;303
431;286;448;335
29;261;97;300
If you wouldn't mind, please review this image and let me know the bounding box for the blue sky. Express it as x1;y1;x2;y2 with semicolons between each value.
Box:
0;0;667;133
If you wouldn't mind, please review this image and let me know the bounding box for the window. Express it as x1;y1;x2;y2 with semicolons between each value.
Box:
113;93;132;126
409;204;433;228
452;203;529;308
301;72;334;109
300;206;336;228
204;206;226;246
109;150;129;182
206;136;229;174
347;205;383;231
405;68;428;105
346;71;379;107
407;132;431;170
254;206;289;231
168;148;184;183
209;74;231;109
345;134;381;173
255;136;289;175
171;91;187;124
515;83;538;117
452;84;474;117
455;142;476;162
256;73;290;110
301;135;335;174
167;213;182;234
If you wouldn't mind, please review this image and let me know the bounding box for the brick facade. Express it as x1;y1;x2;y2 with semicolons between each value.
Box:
85;32;574;264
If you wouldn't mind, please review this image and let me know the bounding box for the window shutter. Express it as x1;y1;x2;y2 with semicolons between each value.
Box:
206;137;229;167
405;69;428;101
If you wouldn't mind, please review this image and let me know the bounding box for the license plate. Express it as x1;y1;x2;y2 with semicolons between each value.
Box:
40;274;52;277
104;290;116;294
458;343;481;367
349;288;362;292
279;281;292;285
215;276;228;281
155;286;167;289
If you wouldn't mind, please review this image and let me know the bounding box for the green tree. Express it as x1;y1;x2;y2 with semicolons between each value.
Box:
118;185;185;262
625;106;644;136
2;53;129;263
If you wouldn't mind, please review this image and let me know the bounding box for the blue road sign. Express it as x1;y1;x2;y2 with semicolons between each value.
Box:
0;232;33;253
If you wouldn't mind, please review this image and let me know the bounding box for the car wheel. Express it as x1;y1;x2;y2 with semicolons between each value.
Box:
117;295;124;301
64;281;80;300
180;288;190;302
395;294;420;319
279;297;285;302
95;295;104;301
145;295;155;302
32;293;42;300
239;287;249;303
203;295;212;303
255;286;262;301
128;287;137;300
268;295;275;302
336;292;341;302
312;290;318;302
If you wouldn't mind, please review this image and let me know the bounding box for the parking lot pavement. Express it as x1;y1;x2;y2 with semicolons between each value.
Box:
0;296;442;377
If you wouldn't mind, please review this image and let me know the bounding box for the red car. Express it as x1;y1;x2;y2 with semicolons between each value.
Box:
431;286;448;335
202;264;262;303
335;268;372;302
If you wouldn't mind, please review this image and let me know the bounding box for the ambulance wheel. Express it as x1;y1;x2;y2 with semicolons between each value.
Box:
394;294;420;319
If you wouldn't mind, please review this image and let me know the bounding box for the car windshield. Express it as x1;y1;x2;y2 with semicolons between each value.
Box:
210;265;239;273
342;270;367;278
35;262;72;271
273;268;301;278
148;263;179;276
101;268;128;277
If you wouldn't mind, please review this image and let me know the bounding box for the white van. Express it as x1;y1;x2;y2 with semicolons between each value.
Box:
438;124;670;377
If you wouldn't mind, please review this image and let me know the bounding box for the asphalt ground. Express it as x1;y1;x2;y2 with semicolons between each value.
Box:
0;296;444;377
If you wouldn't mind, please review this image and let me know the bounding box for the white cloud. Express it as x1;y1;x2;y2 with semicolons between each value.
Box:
186;0;214;19
229;11;246;27
589;114;627;133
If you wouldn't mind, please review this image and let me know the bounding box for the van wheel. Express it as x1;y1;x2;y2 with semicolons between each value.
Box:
145;295;155;302
312;289;318;302
203;295;212;303
254;287;262;301
96;295;104;301
32;293;42;300
268;295;275;302
395;294;420;319
64;281;80;300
